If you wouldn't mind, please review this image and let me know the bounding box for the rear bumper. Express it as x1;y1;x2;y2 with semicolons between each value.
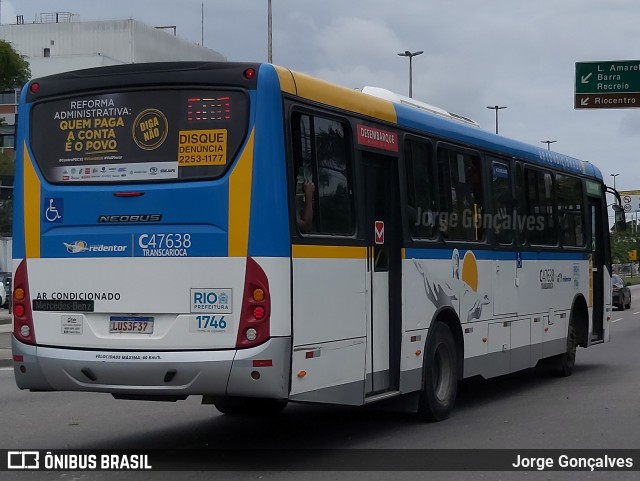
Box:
12;336;291;399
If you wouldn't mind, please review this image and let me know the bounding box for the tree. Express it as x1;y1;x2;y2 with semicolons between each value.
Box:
0;39;30;91
0;40;28;237
610;221;639;266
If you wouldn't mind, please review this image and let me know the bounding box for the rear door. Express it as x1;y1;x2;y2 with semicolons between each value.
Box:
362;152;402;396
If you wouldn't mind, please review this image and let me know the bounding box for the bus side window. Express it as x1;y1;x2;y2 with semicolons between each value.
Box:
556;174;585;247
290;113;354;236
292;114;315;233
525;168;557;245
405;139;436;239
491;161;514;245
515;163;526;245
437;147;484;241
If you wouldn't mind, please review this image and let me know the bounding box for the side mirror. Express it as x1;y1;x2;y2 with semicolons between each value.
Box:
613;205;627;231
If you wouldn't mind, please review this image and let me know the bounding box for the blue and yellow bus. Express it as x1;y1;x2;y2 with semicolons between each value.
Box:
12;62;621;420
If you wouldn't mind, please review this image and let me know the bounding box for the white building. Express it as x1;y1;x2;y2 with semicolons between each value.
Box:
0;12;227;144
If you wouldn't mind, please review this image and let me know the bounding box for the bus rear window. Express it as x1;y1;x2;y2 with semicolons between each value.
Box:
30;89;248;183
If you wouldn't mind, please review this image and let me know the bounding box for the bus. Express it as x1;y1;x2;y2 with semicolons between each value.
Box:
12;62;624;420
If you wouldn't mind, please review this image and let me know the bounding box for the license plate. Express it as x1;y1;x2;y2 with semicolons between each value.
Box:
109;316;154;334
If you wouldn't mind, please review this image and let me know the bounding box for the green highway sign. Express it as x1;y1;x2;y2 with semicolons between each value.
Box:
575;60;640;109
576;61;640;93
575;93;640;109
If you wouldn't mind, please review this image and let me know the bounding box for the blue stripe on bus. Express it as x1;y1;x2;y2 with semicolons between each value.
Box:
520;251;588;261
405;247;588;261
393;103;603;180
12;86;31;260
247;65;291;257
35;176;231;259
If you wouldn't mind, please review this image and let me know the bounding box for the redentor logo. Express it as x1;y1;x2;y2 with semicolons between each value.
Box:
7;451;40;469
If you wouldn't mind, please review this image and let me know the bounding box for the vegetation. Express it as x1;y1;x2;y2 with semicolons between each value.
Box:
0;39;30;91
625;277;640;286
0;40;29;236
611;221;639;263
611;221;639;281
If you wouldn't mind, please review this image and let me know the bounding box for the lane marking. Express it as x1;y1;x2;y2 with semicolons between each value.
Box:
634;311;640;315
612;318;623;323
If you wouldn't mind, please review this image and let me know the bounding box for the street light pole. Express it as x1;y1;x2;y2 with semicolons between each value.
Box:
397;50;423;98
611;173;620;190
486;105;507;134
541;140;557;150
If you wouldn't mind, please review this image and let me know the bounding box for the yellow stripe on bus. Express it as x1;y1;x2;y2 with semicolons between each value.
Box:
23;143;41;258
228;128;255;257
292;245;367;259
281;69;397;124
274;65;297;95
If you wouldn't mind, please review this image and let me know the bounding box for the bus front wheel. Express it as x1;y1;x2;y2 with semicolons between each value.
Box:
549;323;577;377
417;321;458;422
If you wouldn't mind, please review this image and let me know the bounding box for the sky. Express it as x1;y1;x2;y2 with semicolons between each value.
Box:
2;0;640;197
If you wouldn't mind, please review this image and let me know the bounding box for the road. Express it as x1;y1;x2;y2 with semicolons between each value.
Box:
1;290;640;480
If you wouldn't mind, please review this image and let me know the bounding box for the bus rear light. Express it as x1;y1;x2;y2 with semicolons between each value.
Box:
13;259;36;345
253;288;265;301
236;257;271;349
29;82;40;93
244;68;256;79
245;328;258;341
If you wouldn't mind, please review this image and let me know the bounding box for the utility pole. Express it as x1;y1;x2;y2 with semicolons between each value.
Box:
268;0;272;63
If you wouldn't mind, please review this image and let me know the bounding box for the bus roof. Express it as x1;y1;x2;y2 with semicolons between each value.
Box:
276;65;603;181
361;86;480;128
391;100;602;180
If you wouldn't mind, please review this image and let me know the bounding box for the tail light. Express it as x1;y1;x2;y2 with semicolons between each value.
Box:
236;257;270;349
13;259;36;345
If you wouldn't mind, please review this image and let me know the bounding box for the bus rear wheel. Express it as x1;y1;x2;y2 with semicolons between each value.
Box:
212;396;288;416
417;322;458;422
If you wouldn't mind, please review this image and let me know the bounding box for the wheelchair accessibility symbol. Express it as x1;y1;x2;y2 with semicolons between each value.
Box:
44;198;64;223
